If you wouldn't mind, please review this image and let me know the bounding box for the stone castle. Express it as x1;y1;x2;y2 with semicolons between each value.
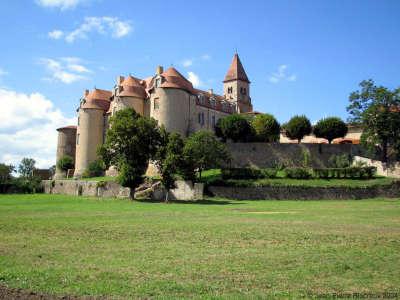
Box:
56;54;255;178
55;53;362;178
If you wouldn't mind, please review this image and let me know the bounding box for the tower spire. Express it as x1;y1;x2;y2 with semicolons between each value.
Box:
223;53;250;83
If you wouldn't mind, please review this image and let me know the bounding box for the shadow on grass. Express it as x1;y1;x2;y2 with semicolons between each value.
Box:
135;198;242;205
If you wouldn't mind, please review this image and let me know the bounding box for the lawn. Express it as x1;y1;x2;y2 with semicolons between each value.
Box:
0;194;399;299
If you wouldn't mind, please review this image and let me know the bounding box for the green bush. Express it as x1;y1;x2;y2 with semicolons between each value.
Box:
215;114;253;142
283;115;312;143
328;154;352;168
82;160;105;178
251;114;280;142
56;155;74;172
313;167;376;179
11;177;43;193
221;168;277;180
283;168;312;179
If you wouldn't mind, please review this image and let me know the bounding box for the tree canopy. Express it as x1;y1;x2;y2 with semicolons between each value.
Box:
347;79;400;162
183;131;230;179
313;117;348;144
56;155;74;172
215;114;253;142
251;113;280;142
18;158;36;178
98;108;162;197
283;115;312;143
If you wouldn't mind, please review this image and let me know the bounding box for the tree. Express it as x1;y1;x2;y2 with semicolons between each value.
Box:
18;158;36;178
313;117;348;144
183;131;230;179
82;160;105;178
251;113;280;142
0;163;14;184
283;115;312;143
215;114;253;142
347;79;400;162
98;108;162;198
155;131;185;202
56;155;74;172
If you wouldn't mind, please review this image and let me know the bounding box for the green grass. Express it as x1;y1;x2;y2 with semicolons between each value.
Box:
200;169;396;188
0;194;399;298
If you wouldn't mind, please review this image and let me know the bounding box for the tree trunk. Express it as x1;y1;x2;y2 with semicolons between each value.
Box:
165;190;169;203
382;140;388;163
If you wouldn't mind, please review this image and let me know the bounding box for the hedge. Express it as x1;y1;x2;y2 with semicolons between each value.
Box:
221;168;277;180
313;167;376;179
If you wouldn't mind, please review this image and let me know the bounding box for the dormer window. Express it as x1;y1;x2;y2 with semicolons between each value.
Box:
155;77;162;88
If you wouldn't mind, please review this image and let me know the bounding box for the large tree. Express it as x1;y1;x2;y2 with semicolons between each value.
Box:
283;115;312;143
0;163;14;184
155;130;185;202
215;114;253;142
313;117;348;144
98;108;162;198
251;113;280;142
183;131;230;179
18;158;36;178
347;79;400;162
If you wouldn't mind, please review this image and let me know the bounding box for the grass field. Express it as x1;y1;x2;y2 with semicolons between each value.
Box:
0;194;399;299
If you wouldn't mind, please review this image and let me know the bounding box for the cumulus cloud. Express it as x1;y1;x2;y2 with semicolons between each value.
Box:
187;71;203;88
269;65;297;83
36;0;85;10
0;88;75;168
40;57;91;84
48;16;132;43
48;30;64;39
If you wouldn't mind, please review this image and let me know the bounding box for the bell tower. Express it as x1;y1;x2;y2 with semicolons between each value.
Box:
223;53;253;113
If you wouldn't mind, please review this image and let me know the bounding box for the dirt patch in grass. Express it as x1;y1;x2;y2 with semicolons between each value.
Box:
0;284;93;300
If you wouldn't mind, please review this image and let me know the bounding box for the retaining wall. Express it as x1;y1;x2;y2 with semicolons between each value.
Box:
226;142;364;169
42;180;204;200
208;182;400;200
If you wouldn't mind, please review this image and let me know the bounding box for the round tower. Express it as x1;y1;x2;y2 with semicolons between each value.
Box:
54;126;76;179
149;67;194;136
74;89;111;178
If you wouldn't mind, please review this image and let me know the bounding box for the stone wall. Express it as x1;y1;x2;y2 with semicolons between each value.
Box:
43;179;203;200
208;182;400;200
226;142;364;169
353;156;400;178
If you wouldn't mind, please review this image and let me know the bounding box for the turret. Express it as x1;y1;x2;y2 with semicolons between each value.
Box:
223;53;253;113
74;88;111;177
54;126;76;179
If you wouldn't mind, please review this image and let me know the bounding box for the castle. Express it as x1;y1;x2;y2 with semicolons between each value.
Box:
56;54;254;178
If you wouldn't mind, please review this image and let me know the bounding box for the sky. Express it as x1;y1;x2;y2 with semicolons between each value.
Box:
0;0;399;168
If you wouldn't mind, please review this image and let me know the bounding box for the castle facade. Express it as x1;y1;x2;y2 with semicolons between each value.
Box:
56;54;253;178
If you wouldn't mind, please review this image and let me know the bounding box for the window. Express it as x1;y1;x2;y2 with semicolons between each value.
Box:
212;115;216;128
77;116;80;126
198;112;205;126
240;87;247;95
154;98;159;110
155;78;161;88
76;133;80;145
227;87;233;94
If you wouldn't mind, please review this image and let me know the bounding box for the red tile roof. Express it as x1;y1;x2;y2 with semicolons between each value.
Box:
119;75;147;98
81;88;111;110
57;125;77;131
223;53;250;83
160;67;194;93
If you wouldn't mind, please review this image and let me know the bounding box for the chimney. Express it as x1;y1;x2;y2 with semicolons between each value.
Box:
156;66;164;75
117;76;124;85
208;89;213;95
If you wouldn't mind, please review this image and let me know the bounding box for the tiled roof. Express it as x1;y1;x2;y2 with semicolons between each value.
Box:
81;88;111;110
160;67;194;93
223;53;250;83
119;75;147;98
57;125;77;131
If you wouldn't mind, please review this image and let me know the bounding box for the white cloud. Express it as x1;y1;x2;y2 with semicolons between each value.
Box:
40;57;91;84
48;30;64;39
187;71;203;88
0;88;75;168
269;64;297;84
182;59;193;68
52;16;133;43
36;0;85;10
201;54;211;61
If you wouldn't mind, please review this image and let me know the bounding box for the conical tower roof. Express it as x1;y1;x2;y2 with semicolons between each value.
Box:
223;53;250;83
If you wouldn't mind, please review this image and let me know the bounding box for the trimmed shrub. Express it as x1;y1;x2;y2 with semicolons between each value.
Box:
283;168;312;179
313;167;376;179
215;114;253;142
283;115;312;143
313;117;348;144
251;113;280;142
328;154;352;168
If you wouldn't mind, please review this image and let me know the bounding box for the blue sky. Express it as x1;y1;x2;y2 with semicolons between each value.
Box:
0;0;399;167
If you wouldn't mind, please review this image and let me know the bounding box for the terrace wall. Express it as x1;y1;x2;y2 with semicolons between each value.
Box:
226;143;364;169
